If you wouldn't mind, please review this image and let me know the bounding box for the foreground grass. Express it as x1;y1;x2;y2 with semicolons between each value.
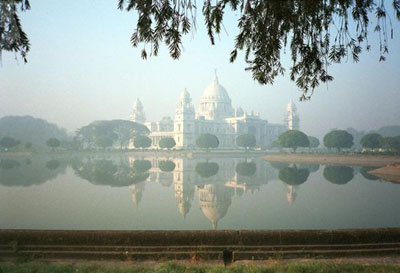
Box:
0;262;400;273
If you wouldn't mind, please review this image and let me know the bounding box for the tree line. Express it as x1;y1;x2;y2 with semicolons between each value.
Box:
1;117;399;154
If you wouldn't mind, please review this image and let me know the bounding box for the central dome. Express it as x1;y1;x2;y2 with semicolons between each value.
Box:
201;75;231;102
197;73;233;120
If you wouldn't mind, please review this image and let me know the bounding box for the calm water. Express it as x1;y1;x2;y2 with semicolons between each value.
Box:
0;154;399;230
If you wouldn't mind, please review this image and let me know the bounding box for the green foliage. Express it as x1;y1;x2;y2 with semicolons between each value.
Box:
195;162;219;178
381;136;400;153
46;138;61;149
324;165;354;185
360;133;383;149
307;136;320;148
0;0;30;62
77;120;149;150
278;130;309;152
236;162;256;177
159;137;176;149
45;159;60;170
323;130;354;151
25;142;32;149
279;166;310;186
158;160;176;172
0;136;20;150
133;135;152;149
118;0;400;99
236;134;256;149
196;133;219;150
132;160;152;173
0;116;68;148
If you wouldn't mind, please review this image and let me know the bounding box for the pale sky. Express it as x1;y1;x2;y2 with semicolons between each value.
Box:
1;0;399;138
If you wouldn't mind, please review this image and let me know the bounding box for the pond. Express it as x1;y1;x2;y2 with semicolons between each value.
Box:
0;155;399;230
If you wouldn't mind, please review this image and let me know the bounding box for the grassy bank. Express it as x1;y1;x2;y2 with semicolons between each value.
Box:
1;262;400;273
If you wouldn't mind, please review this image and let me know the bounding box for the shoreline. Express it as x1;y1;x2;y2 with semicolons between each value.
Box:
262;153;400;167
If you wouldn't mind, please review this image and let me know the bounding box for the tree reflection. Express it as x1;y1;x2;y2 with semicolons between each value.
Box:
73;159;150;187
278;165;310;186
360;167;380;181
132;160;152;173
46;159;60;170
195;162;219;178
0;157;65;187
323;166;354;185
236;162;256;177
298;164;320;173
158;160;176;172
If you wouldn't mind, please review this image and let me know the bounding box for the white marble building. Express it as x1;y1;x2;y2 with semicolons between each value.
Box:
130;73;299;149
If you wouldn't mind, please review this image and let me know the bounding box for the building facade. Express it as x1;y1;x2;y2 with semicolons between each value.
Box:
130;73;299;149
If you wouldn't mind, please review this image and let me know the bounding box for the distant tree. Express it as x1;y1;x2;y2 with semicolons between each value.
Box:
323;166;354;185
278;166;310;186
133;135;152;150
236;162;256;177
46;138;61;151
378;126;400;137
195;162;219;178
196;133;219;151
323;130;354;152
159;137;176;150
24;142;32;149
308;136;320;148
278;130;309;153
360;133;383;150
381;136;400;154
77;120;149;150
236;134;256;150
0;137;20;150
158;160;176;172
346;127;365;150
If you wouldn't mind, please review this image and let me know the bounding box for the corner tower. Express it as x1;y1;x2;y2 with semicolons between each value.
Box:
174;89;195;148
285;100;300;130
130;98;146;124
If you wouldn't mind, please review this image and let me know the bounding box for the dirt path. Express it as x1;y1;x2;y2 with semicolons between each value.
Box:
263;153;400;167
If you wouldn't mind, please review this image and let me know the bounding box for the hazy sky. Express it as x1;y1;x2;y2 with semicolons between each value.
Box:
1;0;399;138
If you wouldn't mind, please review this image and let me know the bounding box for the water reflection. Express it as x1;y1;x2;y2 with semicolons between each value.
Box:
2;154;398;231
323;165;354;185
359;167;380;181
73;159;149;187
0;157;66;187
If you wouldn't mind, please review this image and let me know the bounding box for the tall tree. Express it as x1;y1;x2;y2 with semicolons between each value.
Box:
133;135;152;150
360;133;383;150
196;133;219;151
308;136;320;148
323;130;354;152
236;134;256;150
278;130;309;152
159;137;176;150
